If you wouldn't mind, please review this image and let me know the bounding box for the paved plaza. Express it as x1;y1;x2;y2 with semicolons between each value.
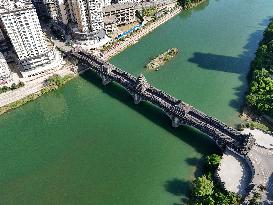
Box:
218;129;273;204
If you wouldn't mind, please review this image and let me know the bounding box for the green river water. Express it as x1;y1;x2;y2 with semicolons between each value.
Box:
0;0;273;204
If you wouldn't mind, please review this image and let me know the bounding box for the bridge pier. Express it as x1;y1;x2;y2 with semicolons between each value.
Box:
101;75;111;85
171;116;180;128
133;94;142;104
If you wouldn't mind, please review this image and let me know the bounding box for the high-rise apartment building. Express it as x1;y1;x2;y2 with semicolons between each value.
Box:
0;52;13;87
73;0;104;33
56;0;69;24
69;0;106;45
0;0;61;77
32;0;67;24
38;0;68;24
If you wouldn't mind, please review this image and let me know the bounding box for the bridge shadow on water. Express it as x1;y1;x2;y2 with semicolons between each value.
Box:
80;70;219;155
188;17;273;112
80;69;219;204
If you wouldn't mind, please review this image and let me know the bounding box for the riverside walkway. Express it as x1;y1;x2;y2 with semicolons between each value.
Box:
70;50;255;156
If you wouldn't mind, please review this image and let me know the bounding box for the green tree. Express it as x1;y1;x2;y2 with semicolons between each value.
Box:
205;154;222;170
18;81;25;88
47;74;64;87
1;86;9;92
193;175;214;197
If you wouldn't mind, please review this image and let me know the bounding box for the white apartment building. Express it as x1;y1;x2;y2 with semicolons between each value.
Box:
40;0;69;25
0;52;13;87
57;0;69;24
69;0;107;46
72;0;104;33
0;0;61;77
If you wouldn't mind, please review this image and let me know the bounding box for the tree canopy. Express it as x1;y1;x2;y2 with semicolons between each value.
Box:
193;175;214;197
246;19;273;116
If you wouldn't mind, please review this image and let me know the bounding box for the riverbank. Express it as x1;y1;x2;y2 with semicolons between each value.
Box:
0;71;75;116
102;6;182;60
242;18;273;127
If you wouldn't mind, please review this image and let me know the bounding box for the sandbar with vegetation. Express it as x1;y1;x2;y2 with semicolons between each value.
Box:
146;48;179;71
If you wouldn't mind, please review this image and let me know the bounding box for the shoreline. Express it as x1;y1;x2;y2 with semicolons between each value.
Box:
0;73;75;116
240;18;273;129
0;64;76;115
102;6;183;60
217;129;273;204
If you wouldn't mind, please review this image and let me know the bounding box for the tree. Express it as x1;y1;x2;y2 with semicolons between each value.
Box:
214;191;240;205
18;81;25;88
10;83;17;90
246;69;273;115
177;0;192;8
193;175;214;197
47;74;63;87
205;154;222;170
1;86;9;92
